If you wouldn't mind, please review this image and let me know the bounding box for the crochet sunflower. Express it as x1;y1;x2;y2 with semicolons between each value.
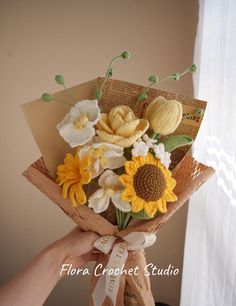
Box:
119;153;177;217
56;152;92;207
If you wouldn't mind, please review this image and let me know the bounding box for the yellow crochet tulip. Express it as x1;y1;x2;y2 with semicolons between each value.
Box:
144;96;183;135
96;106;149;147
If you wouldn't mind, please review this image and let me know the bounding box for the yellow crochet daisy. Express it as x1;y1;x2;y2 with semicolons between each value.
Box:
56;151;92;207
119;153;177;217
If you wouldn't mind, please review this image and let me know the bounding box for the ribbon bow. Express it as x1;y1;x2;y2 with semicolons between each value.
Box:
92;232;156;306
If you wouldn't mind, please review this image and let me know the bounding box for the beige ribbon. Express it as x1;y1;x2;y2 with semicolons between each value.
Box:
92;232;156;306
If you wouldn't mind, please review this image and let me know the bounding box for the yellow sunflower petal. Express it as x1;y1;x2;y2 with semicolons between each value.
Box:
131;197;145;213
119;174;133;186
143;202;158;218
157;199;167;213
163;189;177;202
125;160;138;176
166;177;177;190
132;155;143;165
121;187;136;201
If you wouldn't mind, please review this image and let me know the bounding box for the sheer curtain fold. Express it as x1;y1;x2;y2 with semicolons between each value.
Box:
181;0;236;305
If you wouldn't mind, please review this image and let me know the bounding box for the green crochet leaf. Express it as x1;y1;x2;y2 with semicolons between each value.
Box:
162;134;194;152
129;209;159;220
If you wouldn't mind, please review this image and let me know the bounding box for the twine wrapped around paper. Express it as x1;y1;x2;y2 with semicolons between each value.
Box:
22;78;215;306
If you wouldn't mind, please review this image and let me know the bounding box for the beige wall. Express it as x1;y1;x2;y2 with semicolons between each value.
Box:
0;1;198;305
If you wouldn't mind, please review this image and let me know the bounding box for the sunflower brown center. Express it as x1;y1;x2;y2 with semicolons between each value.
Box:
133;164;166;202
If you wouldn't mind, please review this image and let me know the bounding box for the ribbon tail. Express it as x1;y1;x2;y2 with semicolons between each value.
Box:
106;242;128;305
92;272;107;306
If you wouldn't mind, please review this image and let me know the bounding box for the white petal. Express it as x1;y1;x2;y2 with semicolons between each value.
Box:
131;141;149;157
107;156;126;169
111;191;131;212
69;105;81;117
93;142;124;155
78;144;92;159
74;100;100;125
91;160;104;178
163;152;171;168
89;188;105;200
57;113;74;130
143;134;155;143
153;143;165;157
88;195;110;213
88;189;110;213
104;149;124;158
59;125;95;148
104;173;120;187
98;170;119;188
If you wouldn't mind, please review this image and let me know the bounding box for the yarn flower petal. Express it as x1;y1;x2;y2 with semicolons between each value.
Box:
56;152;92;207
78;137;126;178
57;99;100;147
96;106;149;147
88;170;131;213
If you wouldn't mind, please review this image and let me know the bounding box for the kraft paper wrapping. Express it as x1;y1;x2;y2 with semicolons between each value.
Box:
22;78;215;305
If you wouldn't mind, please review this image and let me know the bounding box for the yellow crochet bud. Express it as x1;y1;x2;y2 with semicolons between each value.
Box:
144;96;183;135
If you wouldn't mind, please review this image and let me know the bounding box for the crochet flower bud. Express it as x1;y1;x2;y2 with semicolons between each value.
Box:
144;96;183;135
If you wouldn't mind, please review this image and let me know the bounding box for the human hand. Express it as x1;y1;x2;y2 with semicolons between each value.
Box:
48;227;100;273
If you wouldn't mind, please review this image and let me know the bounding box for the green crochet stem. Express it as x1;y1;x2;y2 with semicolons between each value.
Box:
122;213;132;229
95;51;130;100
116;208;124;230
137;64;197;105
116;209;132;230
63;85;77;103
55;74;77;103
41;93;74;106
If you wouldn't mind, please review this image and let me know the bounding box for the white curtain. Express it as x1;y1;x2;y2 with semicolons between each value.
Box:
181;1;236;306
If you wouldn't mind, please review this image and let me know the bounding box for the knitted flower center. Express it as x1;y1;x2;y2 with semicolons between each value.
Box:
133;164;166;202
74;113;89;129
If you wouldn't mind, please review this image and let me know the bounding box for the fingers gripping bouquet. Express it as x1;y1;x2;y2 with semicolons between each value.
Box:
22;51;214;306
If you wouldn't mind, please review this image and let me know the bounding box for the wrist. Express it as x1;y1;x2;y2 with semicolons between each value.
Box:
42;242;67;278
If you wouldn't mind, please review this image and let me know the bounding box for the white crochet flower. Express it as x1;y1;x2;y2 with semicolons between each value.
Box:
57;100;100;147
88;170;131;213
142;133;157;148
131;140;149;157
153;143;171;168
78;137;126;178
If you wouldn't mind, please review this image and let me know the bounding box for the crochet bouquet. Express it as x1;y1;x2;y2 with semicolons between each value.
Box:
22;52;214;306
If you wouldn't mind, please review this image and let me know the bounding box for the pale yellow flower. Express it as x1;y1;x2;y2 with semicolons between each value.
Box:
96;106;149;147
144;96;182;135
